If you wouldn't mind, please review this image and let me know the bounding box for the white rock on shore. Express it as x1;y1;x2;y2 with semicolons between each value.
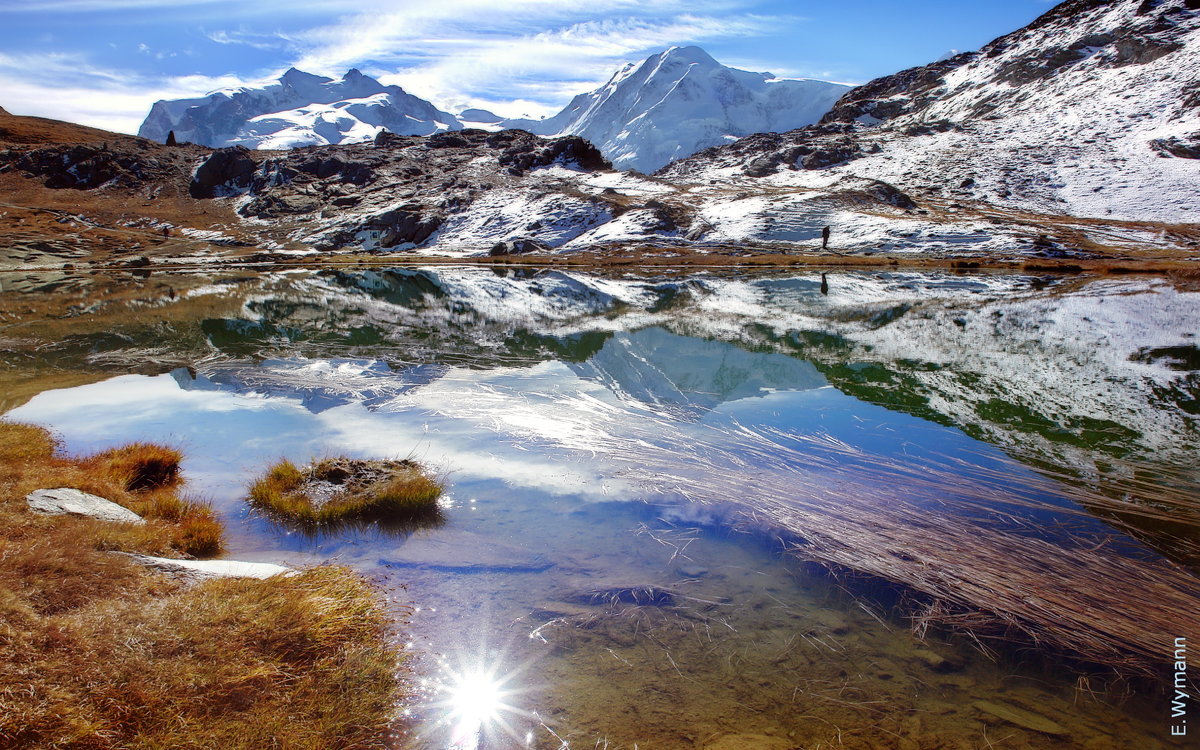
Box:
26;487;145;524
123;554;292;580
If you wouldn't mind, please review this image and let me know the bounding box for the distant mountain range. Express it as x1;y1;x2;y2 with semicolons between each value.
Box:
138;67;462;149
137;47;850;173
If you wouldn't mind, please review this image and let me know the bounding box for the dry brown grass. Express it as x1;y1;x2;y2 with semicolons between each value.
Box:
249;456;443;527
0;566;404;750
0;421;218;611
0;420;407;748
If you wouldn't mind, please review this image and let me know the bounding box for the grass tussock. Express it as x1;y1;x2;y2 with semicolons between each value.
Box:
249;456;442;527
0;420;406;749
83;441;184;491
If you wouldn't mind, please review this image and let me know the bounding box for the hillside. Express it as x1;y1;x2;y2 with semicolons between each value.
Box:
0;106;141;146
660;0;1200;224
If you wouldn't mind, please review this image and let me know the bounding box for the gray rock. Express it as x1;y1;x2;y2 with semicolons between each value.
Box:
379;530;553;573
26;488;145;524
489;237;550;256
124;554;292;580
189;146;257;199
913;647;965;673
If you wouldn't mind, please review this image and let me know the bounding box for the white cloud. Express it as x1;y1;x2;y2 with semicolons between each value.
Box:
0;51;258;133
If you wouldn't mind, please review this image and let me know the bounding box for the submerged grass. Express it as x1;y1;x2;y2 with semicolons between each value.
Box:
0;421;407;749
249;456;443;527
439;386;1200;681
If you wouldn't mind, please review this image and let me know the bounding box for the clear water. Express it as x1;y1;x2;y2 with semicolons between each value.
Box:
3;267;1198;749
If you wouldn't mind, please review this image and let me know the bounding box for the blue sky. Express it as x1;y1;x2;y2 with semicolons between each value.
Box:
0;0;1056;134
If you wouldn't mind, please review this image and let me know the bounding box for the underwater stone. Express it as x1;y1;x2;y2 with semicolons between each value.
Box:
973;700;1068;736
380;530;553;573
912;647;964;673
26;488;145;524
704;734;796;750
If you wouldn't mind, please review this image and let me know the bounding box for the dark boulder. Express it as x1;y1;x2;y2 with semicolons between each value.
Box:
371;208;443;246
800;143;860;169
294;154;376;184
189;146;256;198
427;132;470;149
237;193;320;218
499;134;609;174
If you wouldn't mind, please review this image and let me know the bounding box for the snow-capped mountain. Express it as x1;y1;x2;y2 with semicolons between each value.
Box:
139;68;461;149
661;0;1200;223
502;46;851;172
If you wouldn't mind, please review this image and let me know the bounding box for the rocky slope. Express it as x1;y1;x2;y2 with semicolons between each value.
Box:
1;108;1194;267
501;47;850;172
660;0;1200;224
138;68;461;148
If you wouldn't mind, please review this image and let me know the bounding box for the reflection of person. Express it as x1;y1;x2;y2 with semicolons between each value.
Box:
821;225;831;250
820;272;829;296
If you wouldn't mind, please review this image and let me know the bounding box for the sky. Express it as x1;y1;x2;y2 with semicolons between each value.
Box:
0;0;1058;135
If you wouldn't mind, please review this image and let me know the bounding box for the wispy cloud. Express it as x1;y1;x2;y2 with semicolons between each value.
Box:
278;3;792;116
203;27;288;51
0;0;237;11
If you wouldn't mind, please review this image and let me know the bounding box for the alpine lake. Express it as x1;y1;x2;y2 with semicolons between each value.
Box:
2;265;1197;750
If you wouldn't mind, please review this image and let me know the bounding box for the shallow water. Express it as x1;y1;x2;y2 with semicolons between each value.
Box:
3;267;1198;749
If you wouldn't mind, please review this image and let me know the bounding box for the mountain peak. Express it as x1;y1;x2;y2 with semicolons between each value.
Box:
500;46;850;172
279;67;332;86
657;45;719;67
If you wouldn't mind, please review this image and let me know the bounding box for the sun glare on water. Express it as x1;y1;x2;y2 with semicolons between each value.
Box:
438;663;538;750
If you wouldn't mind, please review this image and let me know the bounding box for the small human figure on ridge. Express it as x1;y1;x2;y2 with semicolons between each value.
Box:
821;225;831;250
